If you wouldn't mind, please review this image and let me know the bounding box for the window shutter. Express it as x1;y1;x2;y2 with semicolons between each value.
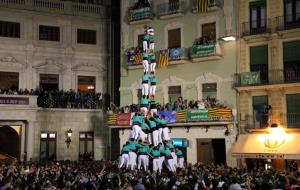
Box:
168;28;181;49
287;94;300;113
250;45;268;65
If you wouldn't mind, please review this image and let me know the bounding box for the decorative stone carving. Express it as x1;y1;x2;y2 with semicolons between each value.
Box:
72;62;104;72
0;55;26;70
33;58;66;72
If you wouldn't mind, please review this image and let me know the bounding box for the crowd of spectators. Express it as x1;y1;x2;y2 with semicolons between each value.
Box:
193;34;216;46
0;88;102;109
0;160;300;190
107;96;228;115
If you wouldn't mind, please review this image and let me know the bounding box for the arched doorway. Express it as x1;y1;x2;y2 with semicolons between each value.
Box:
0;126;20;159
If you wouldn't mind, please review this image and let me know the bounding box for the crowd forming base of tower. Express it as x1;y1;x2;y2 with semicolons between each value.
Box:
118;26;184;173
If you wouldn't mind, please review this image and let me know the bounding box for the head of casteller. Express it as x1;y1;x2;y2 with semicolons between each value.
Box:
147;27;154;36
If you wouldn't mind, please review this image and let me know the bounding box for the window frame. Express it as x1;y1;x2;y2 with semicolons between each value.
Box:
39;25;60;42
40;132;57;161
0;20;20;38
79;132;94;160
77;29;97;45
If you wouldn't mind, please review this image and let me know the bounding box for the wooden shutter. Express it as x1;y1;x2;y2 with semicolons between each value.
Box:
168;28;181;49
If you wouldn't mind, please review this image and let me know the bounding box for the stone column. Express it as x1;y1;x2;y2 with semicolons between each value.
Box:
20;123;26;161
26;122;35;161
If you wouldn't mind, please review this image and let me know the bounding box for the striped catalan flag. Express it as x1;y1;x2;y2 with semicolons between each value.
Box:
107;114;117;125
197;0;209;13
208;108;232;117
158;49;169;68
133;52;143;64
176;110;186;122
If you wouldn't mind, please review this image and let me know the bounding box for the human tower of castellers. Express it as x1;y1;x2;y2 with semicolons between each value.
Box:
118;26;184;173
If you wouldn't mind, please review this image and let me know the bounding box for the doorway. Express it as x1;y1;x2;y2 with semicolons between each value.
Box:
197;138;226;165
0;125;20;159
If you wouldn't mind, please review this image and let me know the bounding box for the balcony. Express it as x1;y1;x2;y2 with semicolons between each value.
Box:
189;42;222;62
157;1;186;19
107;108;234;128
244;113;300;131
191;0;222;13
128;7;153;25
282;113;300;128
235;69;300;90
0;95;37;108
241;19;271;38
126;47;144;69
276;14;300;32
0;0;105;17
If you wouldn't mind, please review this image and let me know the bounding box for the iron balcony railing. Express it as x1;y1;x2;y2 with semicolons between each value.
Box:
241;19;271;37
276;14;300;31
234;69;300;87
128;6;153;22
191;0;222;12
157;0;186;17
281;113;300;128
244;113;300;130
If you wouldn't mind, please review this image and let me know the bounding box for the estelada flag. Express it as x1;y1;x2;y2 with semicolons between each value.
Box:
158;49;169;67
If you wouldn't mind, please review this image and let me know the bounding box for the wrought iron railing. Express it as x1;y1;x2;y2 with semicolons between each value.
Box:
276;14;300;31
241;19;271;37
157;0;186;17
244;114;269;130
234;69;300;87
281;113;300;128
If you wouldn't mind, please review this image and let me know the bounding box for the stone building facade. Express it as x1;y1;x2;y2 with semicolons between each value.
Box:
0;0;109;161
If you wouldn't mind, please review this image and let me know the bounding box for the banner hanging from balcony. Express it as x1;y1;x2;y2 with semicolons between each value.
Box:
158;49;169;67
158;111;177;123
196;0;209;13
185;108;232;121
186;109;209;121
129;7;152;21
169;48;185;60
240;72;261;85
116;113;131;126
190;44;215;58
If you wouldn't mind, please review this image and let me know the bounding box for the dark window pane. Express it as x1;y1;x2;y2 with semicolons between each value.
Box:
168;86;181;103
39;25;60;41
39;74;59;91
137;34;144;49
0;71;19;90
0;20;20;38
77;29;97;45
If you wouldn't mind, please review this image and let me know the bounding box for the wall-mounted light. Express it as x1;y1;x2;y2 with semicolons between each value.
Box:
220;35;236;42
65;129;72;148
87;85;95;90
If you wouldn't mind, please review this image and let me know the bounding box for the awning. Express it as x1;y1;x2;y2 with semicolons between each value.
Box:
231;133;300;159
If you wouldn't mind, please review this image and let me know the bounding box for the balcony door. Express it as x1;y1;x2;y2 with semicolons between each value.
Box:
252;96;268;128
250;45;269;84
283;41;300;82
284;0;300;28
286;94;300;128
249;0;267;34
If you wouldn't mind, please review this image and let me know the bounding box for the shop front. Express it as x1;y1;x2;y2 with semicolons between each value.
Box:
231;126;300;170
